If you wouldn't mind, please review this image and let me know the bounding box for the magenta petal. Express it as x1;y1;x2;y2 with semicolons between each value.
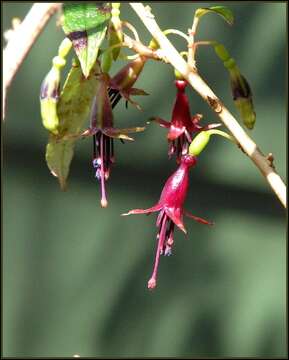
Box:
165;207;186;233
81;128;98;137
167;125;185;141
184;210;213;225
149;117;170;129
122;204;162;216
201;123;222;131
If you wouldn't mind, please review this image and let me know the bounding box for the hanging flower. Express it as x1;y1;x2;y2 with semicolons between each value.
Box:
81;73;145;207
109;55;148;109
122;154;213;289
150;80;220;161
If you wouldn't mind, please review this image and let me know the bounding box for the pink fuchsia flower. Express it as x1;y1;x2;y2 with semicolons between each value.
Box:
150;80;220;161
81;73;145;207
122;154;213;290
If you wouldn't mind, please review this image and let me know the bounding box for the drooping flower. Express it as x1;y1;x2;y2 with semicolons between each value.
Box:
122;154;213;289
109;55;148;109
150;80;220;161
81;73;145;207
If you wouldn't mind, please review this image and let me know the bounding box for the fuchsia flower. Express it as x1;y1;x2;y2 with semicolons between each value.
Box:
151;80;220;161
123;154;213;289
82;73;144;207
109;55;148;109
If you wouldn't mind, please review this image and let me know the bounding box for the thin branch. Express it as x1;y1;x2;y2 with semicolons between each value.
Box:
122;33;160;60
3;3;62;120
130;3;286;208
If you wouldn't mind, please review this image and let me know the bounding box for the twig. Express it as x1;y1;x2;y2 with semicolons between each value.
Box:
3;3;62;120
123;33;160;60
130;2;286;208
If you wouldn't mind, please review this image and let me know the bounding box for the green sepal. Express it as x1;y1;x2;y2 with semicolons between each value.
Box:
214;43;231;62
62;3;111;77
234;97;256;130
40;38;72;135
189;131;210;156
189;129;235;156
40;95;59;135
195;6;234;25
101;50;113;73
109;27;123;60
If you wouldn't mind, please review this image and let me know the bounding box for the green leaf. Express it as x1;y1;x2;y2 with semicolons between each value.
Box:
46;137;74;191
62;3;111;77
45;59;100;190
195;6;234;25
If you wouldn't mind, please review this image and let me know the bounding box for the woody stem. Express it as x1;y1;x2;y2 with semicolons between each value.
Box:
130;2;287;209
3;3;61;120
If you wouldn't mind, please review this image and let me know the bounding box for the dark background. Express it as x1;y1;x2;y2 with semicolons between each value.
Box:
3;2;287;357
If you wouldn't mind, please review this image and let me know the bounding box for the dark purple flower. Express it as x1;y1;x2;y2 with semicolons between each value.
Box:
82;73;145;207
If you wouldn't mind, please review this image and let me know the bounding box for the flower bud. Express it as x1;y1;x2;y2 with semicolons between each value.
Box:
40;63;61;134
189;131;210;156
213;42;256;130
40;38;72;134
228;67;256;130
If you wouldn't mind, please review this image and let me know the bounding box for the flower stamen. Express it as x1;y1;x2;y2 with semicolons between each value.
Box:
148;213;168;289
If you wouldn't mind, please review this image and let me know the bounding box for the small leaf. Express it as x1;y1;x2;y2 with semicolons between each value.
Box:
45;59;100;189
195;6;234;25
57;60;100;134
46;137;74;191
62;3;111;77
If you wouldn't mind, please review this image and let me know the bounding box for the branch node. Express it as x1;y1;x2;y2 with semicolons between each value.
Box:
266;153;276;169
207;96;223;114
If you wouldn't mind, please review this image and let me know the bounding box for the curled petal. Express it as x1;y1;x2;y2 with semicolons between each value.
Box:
165;207;186;234
115;126;146;133
60;127;98;141
201;123;222;131
122;204;162;216
103;126;145;140
184;210;214;225
167;125;185;141
148;117;170;128
103;128;134;141
119;90;143;110
81;127;98;137
116;87;149;110
129;88;149;96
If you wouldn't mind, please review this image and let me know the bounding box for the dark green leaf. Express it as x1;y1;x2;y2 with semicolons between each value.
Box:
62;3;111;77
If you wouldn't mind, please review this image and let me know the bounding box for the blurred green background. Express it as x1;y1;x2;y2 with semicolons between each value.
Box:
3;2;287;358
